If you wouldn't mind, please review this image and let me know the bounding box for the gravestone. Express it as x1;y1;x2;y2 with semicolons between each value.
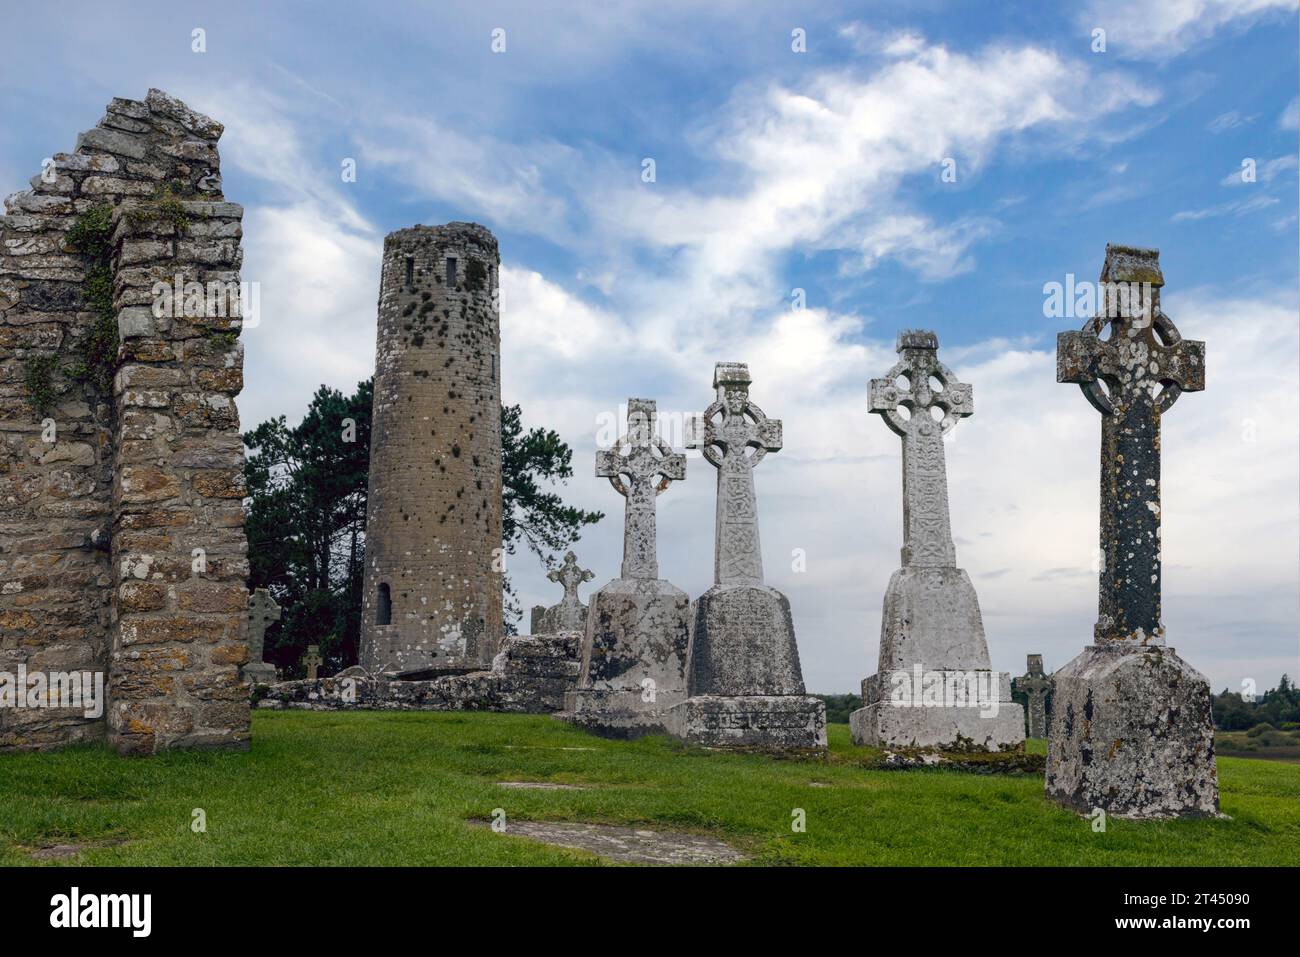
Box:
530;552;594;634
1046;245;1217;818
303;645;322;681
850;331;1024;751
564;399;691;736
241;589;280;686
1015;654;1051;739
666;363;826;750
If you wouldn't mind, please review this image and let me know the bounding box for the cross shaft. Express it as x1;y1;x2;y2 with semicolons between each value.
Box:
688;362;782;586
1056;245;1205;646
869;330;970;568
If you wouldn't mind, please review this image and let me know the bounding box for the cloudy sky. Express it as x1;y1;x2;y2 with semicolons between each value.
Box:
3;0;1297;693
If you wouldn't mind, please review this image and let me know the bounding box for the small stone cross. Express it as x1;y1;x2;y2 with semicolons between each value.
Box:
1016;654;1051;738
687;362;782;586
869;330;972;567
247;588;280;664
596;399;686;579
549;551;594;606
1057;245;1205;647
303;644;322;681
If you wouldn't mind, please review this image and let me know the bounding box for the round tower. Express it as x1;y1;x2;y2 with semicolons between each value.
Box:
360;222;503;675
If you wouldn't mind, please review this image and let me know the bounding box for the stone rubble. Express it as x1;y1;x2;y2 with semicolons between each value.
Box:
259;631;582;714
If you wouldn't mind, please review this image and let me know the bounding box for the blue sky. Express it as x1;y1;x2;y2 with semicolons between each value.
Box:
3;0;1297;693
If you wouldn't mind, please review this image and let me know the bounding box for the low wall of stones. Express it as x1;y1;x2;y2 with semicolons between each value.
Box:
259;632;580;714
0;89;250;754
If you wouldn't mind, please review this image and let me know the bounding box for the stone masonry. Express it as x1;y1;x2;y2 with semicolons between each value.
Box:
359;223;503;677
0;89;251;754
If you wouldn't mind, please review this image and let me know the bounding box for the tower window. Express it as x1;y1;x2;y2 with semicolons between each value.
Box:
377;583;392;626
446;257;457;287
404;257;414;286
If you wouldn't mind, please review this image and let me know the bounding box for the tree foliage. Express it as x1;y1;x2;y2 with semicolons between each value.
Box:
1212;674;1300;730
243;381;601;672
244;381;371;675
500;402;604;628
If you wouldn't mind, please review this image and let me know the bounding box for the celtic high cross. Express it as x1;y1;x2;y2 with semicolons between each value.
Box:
869;330;972;567
596;399;686;580
1017;654;1051;739
687;362;783;586
1057;244;1205;647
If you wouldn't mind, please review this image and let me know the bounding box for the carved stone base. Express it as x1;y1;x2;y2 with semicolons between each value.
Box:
666;695;827;751
1046;644;1218;819
874;566;995;673
686;585;805;696
562;578;690;737
850;670;1024;751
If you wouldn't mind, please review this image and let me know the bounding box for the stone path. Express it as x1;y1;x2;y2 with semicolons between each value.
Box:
473;819;748;865
498;781;586;791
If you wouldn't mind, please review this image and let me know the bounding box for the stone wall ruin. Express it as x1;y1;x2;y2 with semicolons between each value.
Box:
0;89;250;754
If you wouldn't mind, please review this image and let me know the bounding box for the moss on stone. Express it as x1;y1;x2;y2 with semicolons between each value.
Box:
22;354;60;417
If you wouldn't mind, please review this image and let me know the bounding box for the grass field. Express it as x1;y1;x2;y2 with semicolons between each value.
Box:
2;711;1297;866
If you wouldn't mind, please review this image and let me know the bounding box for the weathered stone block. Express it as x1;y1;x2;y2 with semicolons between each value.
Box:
564;578;690;736
666;695;826;750
1045;644;1218;818
686;585;804;697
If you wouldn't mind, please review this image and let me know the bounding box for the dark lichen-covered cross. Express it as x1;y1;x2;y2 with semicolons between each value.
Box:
1057;244;1205;646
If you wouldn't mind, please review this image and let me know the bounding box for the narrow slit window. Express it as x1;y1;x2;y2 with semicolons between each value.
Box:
377;583;392;626
404;257;414;286
446;257;457;287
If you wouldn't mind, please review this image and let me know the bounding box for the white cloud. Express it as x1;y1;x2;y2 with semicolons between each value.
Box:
239;203;381;432
1220;153;1299;186
1079;0;1298;59
1207;109;1255;133
1171;191;1279;220
1280;96;1300;130
501;268;1298;694
178;82;384;433
201;31;1294;695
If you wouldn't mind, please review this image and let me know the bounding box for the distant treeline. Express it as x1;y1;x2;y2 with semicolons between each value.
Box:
815;675;1300;733
1211;675;1300;731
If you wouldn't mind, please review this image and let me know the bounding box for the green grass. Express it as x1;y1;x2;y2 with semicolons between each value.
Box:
1;712;1296;866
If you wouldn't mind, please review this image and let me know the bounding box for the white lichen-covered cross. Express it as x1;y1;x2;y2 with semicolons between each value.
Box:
596;399;686;580
687;362;782;587
247;588;281;663
869;330;971;568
